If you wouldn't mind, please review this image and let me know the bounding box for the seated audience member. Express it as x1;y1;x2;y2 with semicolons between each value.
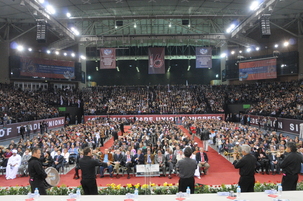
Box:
18;149;31;176
42;151;53;168
53;150;64;172
61;148;70;165
132;149;144;170
6;150;21;180
99;149;113;178
3;148;13;167
155;150;166;176
256;148;269;175
113;149;124;178
268;146;280;175
196;147;210;175
165;149;177;179
123;150;134;179
144;149;155;164
74;150;83;179
68;144;78;164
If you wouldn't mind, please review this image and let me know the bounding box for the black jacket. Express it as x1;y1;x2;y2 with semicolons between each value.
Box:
79;156;106;179
28;156;47;181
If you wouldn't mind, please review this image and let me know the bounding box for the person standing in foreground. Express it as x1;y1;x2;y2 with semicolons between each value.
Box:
279;142;303;190
28;148;47;195
79;147;106;195
233;144;256;192
176;147;197;194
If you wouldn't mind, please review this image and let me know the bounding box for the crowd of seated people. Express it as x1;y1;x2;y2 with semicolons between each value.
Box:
1;116;303;180
3;80;303;125
0;83;83;124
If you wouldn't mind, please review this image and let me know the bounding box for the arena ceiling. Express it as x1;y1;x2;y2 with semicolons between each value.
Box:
0;0;302;50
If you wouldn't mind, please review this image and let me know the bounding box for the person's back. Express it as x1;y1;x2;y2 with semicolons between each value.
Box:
79;155;98;179
177;157;196;178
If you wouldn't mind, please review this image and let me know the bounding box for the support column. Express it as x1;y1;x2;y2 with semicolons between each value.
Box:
220;43;229;85
298;37;303;80
78;45;87;88
0;41;10;83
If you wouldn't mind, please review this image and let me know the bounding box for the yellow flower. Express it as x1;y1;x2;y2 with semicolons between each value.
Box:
142;184;148;189
151;183;156;187
169;183;173;186
163;182;168;187
116;184;121;190
127;184;133;188
134;183;140;189
110;183;116;188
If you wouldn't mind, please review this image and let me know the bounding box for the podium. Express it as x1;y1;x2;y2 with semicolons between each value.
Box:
136;164;160;194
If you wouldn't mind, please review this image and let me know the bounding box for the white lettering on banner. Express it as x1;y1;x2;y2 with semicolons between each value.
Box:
0;128;12;138
48;119;64;127
17;126;21;133
290;123;299;132
33;123;39;130
278;122;283;129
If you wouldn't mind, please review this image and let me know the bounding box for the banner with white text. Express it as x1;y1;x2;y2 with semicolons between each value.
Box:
84;114;225;122
0;117;65;141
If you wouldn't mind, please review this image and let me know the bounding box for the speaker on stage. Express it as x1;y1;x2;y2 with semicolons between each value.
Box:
36;19;47;43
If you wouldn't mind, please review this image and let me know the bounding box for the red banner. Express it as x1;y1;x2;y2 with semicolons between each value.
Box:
84;114;225;122
148;47;165;74
239;58;277;81
0;117;65;141
100;48;116;69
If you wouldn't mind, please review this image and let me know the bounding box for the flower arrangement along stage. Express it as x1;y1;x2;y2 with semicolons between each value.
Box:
1;181;303;196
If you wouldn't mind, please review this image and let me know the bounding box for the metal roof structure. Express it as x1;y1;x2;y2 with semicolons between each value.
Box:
0;0;302;50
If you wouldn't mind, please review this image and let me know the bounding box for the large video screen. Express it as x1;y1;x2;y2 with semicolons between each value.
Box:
239;58;277;81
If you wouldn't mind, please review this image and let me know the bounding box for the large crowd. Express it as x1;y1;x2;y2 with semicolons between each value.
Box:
1;117;303;181
2;80;303;126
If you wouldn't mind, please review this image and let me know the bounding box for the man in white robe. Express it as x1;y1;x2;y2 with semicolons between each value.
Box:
6;149;21;180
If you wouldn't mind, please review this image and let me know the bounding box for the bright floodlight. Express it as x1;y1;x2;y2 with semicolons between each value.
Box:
256;47;260;51
134;23;137;28
64;52;67;56
17;45;24;51
246;48;251;53
80;55;86;60
38;0;45;3
46;50;51;54
250;1;260;11
239;50;242;53
220;53;227;58
71;53;75;57
283;41;289;47
274;44;279;48
55;51;59;55
231;51;235;55
28;48;32;52
46;5;56;15
226;24;236;33
66;13;71;18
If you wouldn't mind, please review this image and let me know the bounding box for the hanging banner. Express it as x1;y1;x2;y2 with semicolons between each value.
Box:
239;58;277;81
148;47;165;74
100;48;116;69
196;47;212;68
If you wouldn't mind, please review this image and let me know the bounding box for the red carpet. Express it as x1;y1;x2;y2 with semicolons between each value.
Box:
1;126;303;187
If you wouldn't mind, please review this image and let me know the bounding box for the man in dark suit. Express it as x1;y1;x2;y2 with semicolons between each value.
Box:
132;149;144;171
112;128;118;141
166;149;177;179
53;150;64;172
123;150;134;179
113;149;124;178
268;146;280;175
79;147;106;195
196;147;210;175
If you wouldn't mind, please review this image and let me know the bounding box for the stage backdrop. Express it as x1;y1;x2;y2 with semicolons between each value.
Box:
84;114;225;122
20;57;75;79
0;117;65;141
239;57;277;81
100;48;116;69
196;47;212;68
148;47;165;74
